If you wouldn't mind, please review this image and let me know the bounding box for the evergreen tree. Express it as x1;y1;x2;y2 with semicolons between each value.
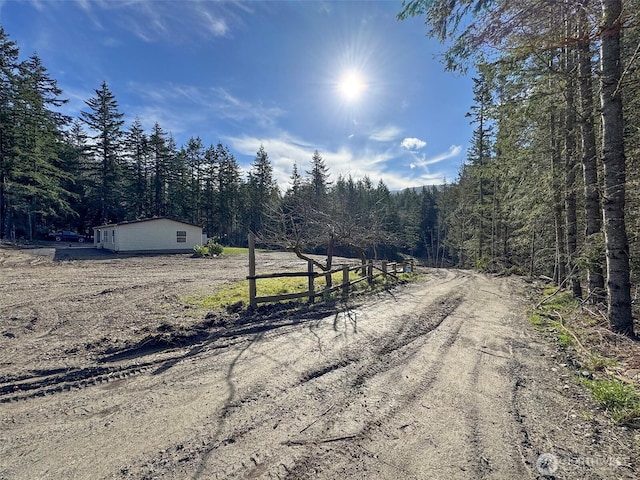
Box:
215;143;241;244
123;118;150;219
563;32;582;298
166;138;190;220
184;136;205;224
465;69;494;264
0;27;19;238
307;149;331;206
247;145;277;234
81;81;125;224
148;122;170;217
60;119;90;231
577;4;605;302
201;144;219;238
9;54;72;240
599;0;633;336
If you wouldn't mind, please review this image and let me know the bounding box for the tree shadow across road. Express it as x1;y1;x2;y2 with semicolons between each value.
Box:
98;301;349;369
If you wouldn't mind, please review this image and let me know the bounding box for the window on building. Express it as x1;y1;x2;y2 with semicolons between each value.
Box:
112;230;115;243
177;231;187;243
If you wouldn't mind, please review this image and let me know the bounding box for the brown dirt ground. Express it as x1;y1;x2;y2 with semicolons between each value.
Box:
0;243;638;479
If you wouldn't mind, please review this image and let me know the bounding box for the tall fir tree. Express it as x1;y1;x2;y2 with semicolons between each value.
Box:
10;54;72;240
184;136;205;224
123;118;150;219
215;143;241;244
247;145;277;235
0;28;20;238
81;81;125;224
307;149;330;207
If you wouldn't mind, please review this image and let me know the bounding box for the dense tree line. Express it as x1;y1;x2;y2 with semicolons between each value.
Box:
0;27;433;258
399;0;639;336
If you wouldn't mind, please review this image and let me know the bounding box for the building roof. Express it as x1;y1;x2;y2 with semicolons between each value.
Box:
93;217;202;229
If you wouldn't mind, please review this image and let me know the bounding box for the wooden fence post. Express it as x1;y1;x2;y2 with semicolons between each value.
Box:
308;260;315;304
367;260;373;285
248;232;256;308
342;266;350;300
382;260;387;279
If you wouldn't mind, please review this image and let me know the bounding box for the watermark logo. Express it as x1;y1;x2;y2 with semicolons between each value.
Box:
535;452;628;474
536;453;559;476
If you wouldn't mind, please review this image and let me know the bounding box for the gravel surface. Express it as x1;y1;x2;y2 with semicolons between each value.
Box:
0;244;637;479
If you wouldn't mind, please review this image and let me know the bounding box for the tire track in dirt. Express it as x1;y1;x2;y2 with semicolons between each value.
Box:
281;294;467;480
105;273;469;479
0;310;340;404
280;272;530;480
0;364;154;403
122;273;475;479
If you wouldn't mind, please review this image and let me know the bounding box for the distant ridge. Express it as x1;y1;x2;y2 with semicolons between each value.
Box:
391;185;446;195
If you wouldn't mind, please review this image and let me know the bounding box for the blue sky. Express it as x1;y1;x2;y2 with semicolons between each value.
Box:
1;0;475;191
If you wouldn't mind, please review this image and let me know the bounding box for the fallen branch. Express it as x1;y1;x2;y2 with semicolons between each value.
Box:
283;434;358;446
604;368;638;386
299;404;334;434
552;310;591;358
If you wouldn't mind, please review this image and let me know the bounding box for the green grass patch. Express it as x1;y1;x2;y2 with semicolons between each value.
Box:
187;269;414;310
529;313;547;327
540;291;579;313
530;284;639;426
557;331;575;348
587;354;618;372
528;312;574;348
531;288;581;348
578;378;640;423
222;247;251;255
189;280;250;309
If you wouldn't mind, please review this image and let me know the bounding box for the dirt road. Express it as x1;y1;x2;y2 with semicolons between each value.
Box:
0;246;637;479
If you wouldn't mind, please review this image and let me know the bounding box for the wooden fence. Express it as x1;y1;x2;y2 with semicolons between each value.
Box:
247;233;414;307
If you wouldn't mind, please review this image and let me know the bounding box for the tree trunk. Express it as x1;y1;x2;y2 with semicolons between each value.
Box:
564;40;582;298
600;0;634;337
551;109;566;285
577;8;606;302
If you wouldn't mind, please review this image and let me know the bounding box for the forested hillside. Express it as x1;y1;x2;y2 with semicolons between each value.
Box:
2;0;640;337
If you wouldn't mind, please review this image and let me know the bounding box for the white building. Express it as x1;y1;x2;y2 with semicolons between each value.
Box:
93;218;203;253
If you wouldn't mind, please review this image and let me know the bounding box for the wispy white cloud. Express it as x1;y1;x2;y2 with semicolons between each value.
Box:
70;0;244;43
212;87;287;129
28;0;46;12
200;8;229;37
126;104;200;139
409;145;463;169
72;0;104;30
123;82;285;133
369;125;402;142
58;85;94;119
401;137;427;150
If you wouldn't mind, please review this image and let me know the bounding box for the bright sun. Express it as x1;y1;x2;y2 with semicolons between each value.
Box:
338;71;365;101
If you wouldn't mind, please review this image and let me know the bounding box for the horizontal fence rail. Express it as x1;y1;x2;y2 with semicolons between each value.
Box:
247;233;414;307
